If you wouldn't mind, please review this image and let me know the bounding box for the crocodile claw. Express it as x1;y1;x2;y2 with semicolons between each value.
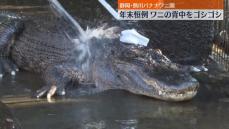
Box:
35;86;49;98
0;58;19;78
35;85;59;102
47;85;57;102
35;64;86;101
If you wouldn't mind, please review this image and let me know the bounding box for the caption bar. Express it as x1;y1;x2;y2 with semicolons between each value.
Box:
118;0;224;20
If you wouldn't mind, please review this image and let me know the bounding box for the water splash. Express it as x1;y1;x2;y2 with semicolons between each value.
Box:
73;24;120;62
48;0;120;41
85;25;120;40
48;0;121;80
73;25;120;81
48;0;86;41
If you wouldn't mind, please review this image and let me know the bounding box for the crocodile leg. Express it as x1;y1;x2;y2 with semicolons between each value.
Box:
35;64;86;100
0;14;24;77
0;58;19;77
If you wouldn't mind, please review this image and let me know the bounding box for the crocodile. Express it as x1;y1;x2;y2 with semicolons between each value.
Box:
0;12;199;102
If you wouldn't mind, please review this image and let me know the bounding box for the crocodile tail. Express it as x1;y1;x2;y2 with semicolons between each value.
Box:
0;12;24;57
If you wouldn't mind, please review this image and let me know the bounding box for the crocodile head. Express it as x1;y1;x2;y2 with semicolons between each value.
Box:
79;39;199;102
114;62;199;101
93;59;199;101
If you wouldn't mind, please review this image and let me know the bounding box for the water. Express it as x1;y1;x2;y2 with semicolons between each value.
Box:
0;0;229;129
47;0;121;81
0;102;21;129
48;0;86;40
1;72;229;129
